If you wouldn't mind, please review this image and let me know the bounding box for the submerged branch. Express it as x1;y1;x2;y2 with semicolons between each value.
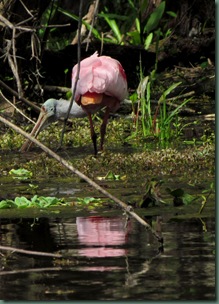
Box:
0;245;62;258
0;267;62;276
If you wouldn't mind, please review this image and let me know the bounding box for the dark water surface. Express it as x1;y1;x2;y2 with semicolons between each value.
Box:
0;215;215;301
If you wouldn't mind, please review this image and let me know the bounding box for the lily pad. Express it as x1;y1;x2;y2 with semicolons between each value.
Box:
166;187;197;206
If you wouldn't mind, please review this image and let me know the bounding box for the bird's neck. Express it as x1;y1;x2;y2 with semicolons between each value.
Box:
56;99;86;119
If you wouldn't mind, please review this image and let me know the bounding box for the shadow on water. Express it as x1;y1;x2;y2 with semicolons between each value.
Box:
0;214;215;301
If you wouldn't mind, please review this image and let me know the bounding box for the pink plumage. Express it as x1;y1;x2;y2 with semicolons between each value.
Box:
70;52;128;155
72;52;127;102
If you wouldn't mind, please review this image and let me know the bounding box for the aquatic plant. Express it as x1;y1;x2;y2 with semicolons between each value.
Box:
0;195;66;209
131;75;192;145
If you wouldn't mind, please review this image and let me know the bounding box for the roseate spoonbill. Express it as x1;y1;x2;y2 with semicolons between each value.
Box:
21;52;128;155
76;217;129;258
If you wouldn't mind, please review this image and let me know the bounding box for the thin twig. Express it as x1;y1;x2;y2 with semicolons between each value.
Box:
18;0;34;18
85;0;100;51
0;91;35;123
58;0;83;148
0;13;43;99
0;14;14;29
0;115;163;244
41;85;70;93
17;16;35;26
39;23;71;29
0;13;34;32
12;27;23;98
166;91;195;101
0;14;23;98
0;79;40;112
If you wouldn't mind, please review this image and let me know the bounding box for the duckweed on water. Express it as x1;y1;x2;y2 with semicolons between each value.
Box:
8;143;213;186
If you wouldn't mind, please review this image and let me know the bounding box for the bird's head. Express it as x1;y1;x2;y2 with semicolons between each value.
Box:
20;99;58;152
35;98;58;131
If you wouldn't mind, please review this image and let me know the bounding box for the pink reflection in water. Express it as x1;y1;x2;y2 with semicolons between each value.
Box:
76;216;129;257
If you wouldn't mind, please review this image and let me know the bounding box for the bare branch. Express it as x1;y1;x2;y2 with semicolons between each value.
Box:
18;0;34;18
0;90;35;123
71;0;99;47
0;245;62;258
0;13;13;29
0;79;40;112
86;0;99;51
41;85;70;93
5;40;23;98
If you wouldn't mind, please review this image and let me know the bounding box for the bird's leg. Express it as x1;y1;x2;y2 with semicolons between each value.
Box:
100;107;110;151
87;113;98;156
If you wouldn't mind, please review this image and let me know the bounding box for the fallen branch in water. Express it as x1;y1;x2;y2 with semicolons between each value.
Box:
0;267;62;276
0;245;62;258
0;114;163;244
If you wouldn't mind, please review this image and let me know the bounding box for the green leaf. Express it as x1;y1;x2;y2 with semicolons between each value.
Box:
9;168;32;180
58;9;101;39
31;195;39;204
182;193;197;205
0;200;16;209
103;16;122;43
36;196;65;208
129;92;138;102
158;82;181;104
29;183;38;190
166;187;197;206
164;97;192;125
144;32;153;50
76;197;102;205
166;11;177;18
127;31;141;45
144;1;166;34
14;196;32;208
104;171;121;180
139;178;165;208
98;13;128;21
66;91;72;100
140;0;149;16
135;18;140;33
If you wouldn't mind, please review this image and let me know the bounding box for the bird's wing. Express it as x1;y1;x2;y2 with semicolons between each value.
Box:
72;53;127;102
